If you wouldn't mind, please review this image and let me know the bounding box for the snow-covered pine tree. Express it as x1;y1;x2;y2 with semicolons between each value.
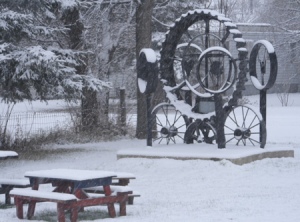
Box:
0;0;110;104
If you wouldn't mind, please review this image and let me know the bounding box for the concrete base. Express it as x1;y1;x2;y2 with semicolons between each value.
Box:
117;144;295;165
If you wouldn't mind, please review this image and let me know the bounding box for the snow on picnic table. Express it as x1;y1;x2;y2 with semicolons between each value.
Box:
0;151;18;158
0;93;300;222
24;169;117;181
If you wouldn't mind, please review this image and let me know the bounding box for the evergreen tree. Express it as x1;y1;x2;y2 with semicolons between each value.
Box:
0;0;110;103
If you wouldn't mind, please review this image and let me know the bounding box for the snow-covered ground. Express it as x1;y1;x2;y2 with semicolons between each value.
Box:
1;93;300;222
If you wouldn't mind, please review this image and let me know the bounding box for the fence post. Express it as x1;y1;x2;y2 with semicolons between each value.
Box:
119;88;127;131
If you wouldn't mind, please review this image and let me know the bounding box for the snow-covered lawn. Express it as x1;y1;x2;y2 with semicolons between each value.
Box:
1;93;300;222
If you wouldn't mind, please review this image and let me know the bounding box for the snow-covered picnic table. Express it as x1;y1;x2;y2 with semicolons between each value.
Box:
0;150;18;160
10;169;133;222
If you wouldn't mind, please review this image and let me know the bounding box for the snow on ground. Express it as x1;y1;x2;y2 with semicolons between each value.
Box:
1;93;300;222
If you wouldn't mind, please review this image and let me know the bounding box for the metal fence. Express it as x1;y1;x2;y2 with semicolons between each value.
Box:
0;110;138;141
0;112;72;140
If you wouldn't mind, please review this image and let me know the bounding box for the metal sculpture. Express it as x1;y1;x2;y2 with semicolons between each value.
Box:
138;9;277;148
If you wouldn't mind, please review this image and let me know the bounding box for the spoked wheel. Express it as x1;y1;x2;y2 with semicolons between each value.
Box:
224;105;266;148
173;43;202;104
184;119;216;144
174;43;202;87
152;103;189;145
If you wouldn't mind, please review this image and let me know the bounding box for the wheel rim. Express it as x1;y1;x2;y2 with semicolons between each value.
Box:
174;43;202;88
152;103;188;145
224;105;266;147
196;47;237;95
249;40;277;90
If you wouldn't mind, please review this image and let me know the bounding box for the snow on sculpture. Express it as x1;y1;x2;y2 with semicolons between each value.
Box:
137;9;277;149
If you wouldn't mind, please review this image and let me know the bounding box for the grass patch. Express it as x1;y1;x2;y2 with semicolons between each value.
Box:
1;120;135;153
33;207;110;222
0;203;15;209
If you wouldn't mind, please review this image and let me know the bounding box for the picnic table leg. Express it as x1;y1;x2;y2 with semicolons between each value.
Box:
103;185;116;218
5;191;11;204
57;203;66;222
119;199;127;216
27;179;39;219
2;185;12;204
118;192;130;216
27;200;37;219
70;207;79;222
14;198;24;219
128;196;134;205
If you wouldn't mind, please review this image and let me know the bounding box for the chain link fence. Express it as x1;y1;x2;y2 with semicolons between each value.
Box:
0;112;72;141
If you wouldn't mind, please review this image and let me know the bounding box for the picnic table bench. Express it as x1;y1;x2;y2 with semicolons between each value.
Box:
10;188;132;222
0;150;18;160
110;172;141;204
0;179;30;204
85;185;140;205
9;169;133;222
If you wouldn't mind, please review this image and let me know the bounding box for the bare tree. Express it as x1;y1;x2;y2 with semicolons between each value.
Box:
80;1;136;130
258;0;300;101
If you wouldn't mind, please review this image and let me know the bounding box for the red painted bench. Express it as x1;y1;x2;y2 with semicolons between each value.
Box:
85;185;140;205
109;173;141;204
10;188;132;222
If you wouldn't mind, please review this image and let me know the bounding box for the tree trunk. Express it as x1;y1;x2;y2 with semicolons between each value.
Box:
81;89;100;131
61;6;100;131
135;0;155;139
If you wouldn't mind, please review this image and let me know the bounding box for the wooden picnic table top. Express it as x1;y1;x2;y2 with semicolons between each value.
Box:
24;169;117;192
21;169;131;219
0;151;18;160
25;169;117;181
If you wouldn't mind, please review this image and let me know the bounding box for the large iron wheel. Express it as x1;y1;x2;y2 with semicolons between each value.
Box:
224;105;266;148
151;103;189;145
160;9;246;120
174;42;202;88
249;40;277;90
184;119;216;144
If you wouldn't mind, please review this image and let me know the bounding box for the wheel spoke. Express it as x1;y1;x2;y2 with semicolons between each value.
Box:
226;136;235;144
248;137;260;145
173;110;179;125
232;109;239;127
242;106;246;128
161;106;169;126
176;134;184;140
242;139;246;146
248;114;258;129
165;106;171;126
224;124;235;132
166;137;170;145
173;112;184;125
155;137;163;144
177;123;187;130
248;138;256;146
169;136;176;144
156;116;163;127
224;132;235;136
248;122;260;130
